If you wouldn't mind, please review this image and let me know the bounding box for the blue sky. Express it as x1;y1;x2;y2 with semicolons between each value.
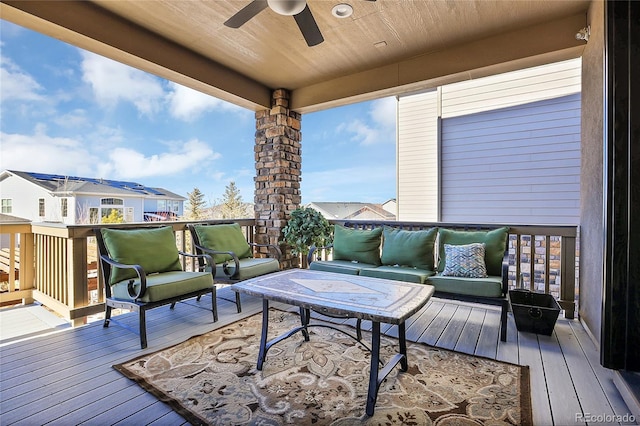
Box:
0;20;396;205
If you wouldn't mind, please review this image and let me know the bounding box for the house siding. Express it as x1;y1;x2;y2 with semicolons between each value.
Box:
397;58;581;225
397;89;439;221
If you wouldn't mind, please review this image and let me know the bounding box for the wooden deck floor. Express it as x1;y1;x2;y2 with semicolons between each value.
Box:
0;287;634;425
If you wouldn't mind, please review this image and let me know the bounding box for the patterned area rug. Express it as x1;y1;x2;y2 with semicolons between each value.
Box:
114;310;531;425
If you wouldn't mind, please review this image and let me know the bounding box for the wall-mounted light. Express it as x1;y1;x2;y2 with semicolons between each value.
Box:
332;3;353;18
576;26;590;42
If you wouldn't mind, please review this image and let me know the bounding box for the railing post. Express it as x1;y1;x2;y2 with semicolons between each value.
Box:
19;231;35;304
67;236;89;326
559;235;576;319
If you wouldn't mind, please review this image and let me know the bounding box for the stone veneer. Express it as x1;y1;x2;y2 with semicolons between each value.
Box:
254;89;302;269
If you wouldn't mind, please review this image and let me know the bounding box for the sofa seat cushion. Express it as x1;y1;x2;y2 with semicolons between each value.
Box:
309;260;376;275
218;258;280;280
101;226;183;285
111;271;213;303
437;227;508;276
360;265;435;284
427;274;503;298
333;225;383;266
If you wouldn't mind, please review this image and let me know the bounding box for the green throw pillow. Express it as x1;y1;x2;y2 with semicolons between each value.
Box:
101;226;182;285
381;226;438;270
333;225;382;266
437;227;509;276
192;223;252;264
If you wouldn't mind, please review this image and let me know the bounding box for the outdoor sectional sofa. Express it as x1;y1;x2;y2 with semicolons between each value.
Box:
308;224;510;341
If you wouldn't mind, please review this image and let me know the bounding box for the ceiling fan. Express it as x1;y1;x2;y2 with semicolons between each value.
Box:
224;0;324;47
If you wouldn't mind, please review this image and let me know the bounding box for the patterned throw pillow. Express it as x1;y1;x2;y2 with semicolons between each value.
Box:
442;243;488;278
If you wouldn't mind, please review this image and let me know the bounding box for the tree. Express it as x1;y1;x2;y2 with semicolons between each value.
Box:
101;209;124;224
185;187;207;220
220;182;251;219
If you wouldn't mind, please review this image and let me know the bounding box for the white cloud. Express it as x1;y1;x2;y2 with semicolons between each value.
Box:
80;51;164;116
102;139;222;179
0;57;45;102
336;97;397;146
166;82;249;121
369;97;397;129
0;126;98;176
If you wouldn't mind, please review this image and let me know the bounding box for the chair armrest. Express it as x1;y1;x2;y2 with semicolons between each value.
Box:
501;250;509;297
179;251;216;278
193;243;241;279
307;244;334;266
249;242;283;261
99;254;148;300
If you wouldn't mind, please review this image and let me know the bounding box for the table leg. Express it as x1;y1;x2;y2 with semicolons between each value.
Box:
299;307;310;341
398;321;408;371
366;321;381;416
257;299;270;370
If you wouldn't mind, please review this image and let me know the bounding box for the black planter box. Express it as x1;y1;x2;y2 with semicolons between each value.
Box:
509;290;561;335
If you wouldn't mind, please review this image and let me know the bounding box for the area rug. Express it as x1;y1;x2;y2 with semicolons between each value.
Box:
114;310;532;425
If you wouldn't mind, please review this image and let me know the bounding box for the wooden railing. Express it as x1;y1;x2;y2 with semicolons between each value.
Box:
0;218;578;324
0;219;256;326
324;220;579;319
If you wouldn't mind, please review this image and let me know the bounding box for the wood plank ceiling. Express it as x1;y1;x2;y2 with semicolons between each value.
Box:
0;0;590;113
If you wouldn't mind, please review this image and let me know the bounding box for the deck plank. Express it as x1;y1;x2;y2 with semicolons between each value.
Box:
0;288;632;426
537;332;584;425
518;332;554;425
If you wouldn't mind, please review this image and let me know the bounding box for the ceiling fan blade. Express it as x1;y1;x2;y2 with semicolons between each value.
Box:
293;5;324;47
224;0;268;28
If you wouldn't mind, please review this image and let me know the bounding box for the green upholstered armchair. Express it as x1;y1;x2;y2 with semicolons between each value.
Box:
188;223;281;313
95;226;216;349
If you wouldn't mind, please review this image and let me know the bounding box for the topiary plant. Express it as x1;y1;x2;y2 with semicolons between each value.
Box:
281;207;333;266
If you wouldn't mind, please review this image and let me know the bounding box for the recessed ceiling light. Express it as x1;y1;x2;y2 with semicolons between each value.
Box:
332;3;353;18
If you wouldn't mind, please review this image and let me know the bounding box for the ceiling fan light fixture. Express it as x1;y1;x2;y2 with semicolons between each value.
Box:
332;3;353;18
267;0;307;16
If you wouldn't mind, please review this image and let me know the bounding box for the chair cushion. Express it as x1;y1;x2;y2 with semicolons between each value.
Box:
333;225;383;266
192;223;252;264
381;226;437;270
309;260;376;275
111;271;213;303
217;258;280;281
437;227;509;276
427;274;504;298
442;243;488;278
101;226;182;285
359;265;435;284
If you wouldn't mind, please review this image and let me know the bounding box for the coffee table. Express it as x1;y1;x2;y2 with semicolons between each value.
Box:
232;268;435;416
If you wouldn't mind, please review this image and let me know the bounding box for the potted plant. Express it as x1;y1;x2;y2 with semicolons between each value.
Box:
281;207;332;268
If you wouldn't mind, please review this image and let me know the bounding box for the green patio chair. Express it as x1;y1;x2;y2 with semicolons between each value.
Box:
188;222;281;313
95;225;216;349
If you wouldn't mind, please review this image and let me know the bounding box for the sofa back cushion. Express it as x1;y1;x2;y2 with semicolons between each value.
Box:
101;226;182;285
333;225;383;266
192;223;252;264
381;226;438;270
437;227;509;276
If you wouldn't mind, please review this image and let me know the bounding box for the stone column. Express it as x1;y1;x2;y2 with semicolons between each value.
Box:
254;89;302;269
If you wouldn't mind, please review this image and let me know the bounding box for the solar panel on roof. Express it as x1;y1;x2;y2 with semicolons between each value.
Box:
25;172;165;195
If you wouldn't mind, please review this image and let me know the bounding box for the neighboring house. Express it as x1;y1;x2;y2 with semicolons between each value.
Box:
308;201;396;221
397;58;581;225
0;170;186;225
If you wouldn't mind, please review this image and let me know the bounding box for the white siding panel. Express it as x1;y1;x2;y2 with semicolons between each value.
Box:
442;58;581;118
397;90;438;221
440;92;581;224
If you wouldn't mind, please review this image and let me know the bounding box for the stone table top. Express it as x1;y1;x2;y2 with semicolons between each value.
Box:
232;269;435;324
